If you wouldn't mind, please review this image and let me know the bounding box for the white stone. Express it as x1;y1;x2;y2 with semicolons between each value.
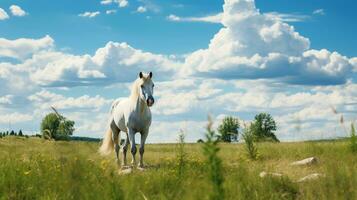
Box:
259;171;283;178
291;157;318;166
297;173;324;182
118;167;132;175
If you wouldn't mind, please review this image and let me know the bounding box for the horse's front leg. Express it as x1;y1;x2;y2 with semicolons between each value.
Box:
139;129;149;168
127;128;137;166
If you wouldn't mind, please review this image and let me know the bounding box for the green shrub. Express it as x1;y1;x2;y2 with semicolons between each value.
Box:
203;116;224;200
242;124;258;160
176;130;186;177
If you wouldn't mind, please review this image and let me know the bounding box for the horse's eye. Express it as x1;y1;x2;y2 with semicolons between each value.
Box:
141;85;144;88
153;84;155;87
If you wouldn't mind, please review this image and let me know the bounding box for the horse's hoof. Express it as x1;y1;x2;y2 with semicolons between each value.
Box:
137;164;147;171
137;166;146;171
118;167;132;175
121;165;131;170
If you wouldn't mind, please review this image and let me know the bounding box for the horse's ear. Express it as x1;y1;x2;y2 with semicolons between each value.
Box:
149;71;153;78
139;72;143;79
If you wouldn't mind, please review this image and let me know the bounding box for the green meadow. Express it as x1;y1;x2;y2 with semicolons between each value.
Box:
0;136;356;200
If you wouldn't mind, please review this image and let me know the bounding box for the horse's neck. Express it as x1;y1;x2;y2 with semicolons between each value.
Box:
129;81;149;115
129;94;147;115
135;96;147;114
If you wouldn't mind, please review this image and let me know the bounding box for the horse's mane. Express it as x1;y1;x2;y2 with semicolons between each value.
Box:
129;78;141;101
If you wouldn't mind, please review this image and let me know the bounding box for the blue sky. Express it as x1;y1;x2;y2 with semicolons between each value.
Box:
0;0;356;142
1;0;356;56
1;0;223;55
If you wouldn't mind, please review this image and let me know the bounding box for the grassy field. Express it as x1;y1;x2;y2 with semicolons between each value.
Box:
0;136;356;200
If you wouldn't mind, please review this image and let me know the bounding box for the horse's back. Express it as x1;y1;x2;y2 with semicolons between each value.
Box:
110;99;121;114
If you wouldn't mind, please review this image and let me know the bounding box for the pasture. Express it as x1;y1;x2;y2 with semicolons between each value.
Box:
0;136;356;200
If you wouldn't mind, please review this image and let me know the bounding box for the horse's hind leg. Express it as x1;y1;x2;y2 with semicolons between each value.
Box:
121;132;129;167
110;121;120;167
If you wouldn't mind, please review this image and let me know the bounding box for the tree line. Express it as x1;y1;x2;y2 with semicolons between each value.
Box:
198;112;279;143
0;130;26;138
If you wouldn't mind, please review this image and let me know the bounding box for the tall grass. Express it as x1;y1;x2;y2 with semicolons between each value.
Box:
0;141;125;199
1;135;357;199
203;116;224;200
350;123;357;152
331;106;357;153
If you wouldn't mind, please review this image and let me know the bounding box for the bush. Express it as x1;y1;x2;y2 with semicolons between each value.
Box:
218;116;240;143
40;112;75;140
251;113;279;142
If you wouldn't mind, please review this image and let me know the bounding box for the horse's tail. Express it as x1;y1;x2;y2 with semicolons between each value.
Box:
99;128;113;156
99;99;120;156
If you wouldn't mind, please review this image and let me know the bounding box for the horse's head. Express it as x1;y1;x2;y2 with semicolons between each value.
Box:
138;71;155;107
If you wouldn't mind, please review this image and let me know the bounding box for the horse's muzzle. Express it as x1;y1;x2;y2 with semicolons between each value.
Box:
147;96;154;107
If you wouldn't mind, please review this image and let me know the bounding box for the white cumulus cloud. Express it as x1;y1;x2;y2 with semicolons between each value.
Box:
79;11;100;18
0;95;13;105
0;35;54;60
106;10;117;14
167;14;180;21
9;5;27;17
313;9;325;15
137;6;147;13
100;0;128;8
0;8;9;20
0;39;181;87
28;90;112;111
182;0;355;86
100;0;112;5
0;113;33;124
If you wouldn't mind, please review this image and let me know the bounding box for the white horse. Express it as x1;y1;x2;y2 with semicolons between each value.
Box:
99;72;155;169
